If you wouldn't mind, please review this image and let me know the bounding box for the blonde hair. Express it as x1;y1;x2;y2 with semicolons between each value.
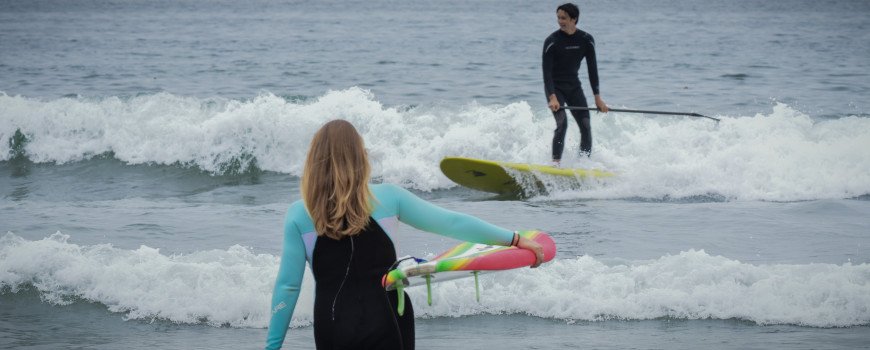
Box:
301;120;374;240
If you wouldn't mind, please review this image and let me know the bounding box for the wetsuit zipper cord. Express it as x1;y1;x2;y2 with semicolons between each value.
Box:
331;235;354;321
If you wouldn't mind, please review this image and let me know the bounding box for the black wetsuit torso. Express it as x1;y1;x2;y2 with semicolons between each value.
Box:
542;29;599;98
542;29;601;158
311;217;414;350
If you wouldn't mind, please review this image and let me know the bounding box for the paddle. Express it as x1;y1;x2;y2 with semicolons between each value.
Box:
565;106;720;122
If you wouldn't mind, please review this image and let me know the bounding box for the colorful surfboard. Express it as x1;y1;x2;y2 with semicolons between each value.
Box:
382;230;557;315
440;156;616;195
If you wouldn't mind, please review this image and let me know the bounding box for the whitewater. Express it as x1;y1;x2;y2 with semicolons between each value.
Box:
3;89;868;201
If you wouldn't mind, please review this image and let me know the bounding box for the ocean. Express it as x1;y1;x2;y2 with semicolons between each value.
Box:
2;0;869;349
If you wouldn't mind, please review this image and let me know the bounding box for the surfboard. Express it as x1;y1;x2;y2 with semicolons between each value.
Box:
440;157;616;195
381;230;557;315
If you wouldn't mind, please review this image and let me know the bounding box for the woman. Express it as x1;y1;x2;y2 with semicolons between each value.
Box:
265;120;544;349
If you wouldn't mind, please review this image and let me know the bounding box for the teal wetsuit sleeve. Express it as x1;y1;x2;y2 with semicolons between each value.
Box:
384;184;514;245
265;206;308;350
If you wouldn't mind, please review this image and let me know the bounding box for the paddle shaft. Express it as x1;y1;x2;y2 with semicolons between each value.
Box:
565;106;720;122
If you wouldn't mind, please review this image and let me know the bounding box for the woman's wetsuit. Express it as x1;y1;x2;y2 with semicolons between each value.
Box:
266;183;514;350
311;217;413;350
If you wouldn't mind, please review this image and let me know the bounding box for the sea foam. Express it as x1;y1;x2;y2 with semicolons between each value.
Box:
2;232;867;328
2;89;869;200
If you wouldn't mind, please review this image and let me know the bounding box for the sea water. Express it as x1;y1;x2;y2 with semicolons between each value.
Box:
2;0;869;349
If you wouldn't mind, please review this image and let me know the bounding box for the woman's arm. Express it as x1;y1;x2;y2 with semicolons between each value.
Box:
265;206;308;350
384;184;514;245
385;184;544;267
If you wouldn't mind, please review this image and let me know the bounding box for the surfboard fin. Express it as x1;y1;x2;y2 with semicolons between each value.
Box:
424;275;433;306
473;271;480;302
396;284;405;316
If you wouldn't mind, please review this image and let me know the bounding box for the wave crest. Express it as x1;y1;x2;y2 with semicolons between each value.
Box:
2;90;870;200
3;233;868;328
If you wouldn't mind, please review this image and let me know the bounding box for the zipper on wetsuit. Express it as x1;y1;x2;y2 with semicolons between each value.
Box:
331;235;354;321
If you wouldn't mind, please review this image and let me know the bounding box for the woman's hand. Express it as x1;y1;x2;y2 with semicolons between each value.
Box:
516;235;544;268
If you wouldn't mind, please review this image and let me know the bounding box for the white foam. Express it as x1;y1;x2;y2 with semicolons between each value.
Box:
2;232;867;328
411;250;870;328
2;90;869;200
0;232;314;328
577;102;870;201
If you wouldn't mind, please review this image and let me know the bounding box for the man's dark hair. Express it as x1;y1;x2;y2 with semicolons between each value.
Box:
557;3;580;23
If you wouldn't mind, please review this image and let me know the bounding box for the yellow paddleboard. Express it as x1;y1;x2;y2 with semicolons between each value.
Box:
440;157;615;195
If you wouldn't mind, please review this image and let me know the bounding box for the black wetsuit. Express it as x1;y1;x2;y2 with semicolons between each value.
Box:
542;29;600;159
311;217;414;350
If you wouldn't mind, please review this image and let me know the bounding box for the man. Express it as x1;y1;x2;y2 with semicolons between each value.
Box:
542;3;609;166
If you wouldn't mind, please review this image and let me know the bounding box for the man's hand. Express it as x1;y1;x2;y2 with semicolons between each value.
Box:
594;94;609;113
548;94;561;112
